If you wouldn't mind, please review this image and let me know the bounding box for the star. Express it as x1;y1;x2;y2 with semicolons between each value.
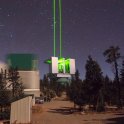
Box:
10;33;13;38
103;9;107;12
7;14;10;17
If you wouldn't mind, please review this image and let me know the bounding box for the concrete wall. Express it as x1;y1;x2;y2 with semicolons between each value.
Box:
19;71;40;97
70;59;76;74
10;96;32;124
51;57;58;73
19;71;40;89
24;89;40;98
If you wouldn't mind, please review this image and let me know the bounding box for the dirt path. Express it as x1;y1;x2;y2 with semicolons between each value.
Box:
32;98;124;124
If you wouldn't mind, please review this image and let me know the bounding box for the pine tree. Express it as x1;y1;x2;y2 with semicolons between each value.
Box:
85;56;103;110
8;67;24;97
102;75;117;105
75;69;80;81
103;46;122;108
120;60;124;104
120;60;124;84
0;69;10;106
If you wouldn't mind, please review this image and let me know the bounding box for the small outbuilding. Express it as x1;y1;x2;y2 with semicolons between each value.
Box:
10;95;33;124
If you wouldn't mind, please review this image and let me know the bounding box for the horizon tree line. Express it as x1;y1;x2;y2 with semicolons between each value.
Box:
66;46;124;111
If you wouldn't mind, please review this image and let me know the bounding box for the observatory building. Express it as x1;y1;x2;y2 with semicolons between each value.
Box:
45;57;75;77
45;0;76;78
7;54;40;97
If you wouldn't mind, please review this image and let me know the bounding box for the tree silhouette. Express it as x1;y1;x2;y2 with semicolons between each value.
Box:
103;46;122;108
85;56;103;110
0;69;10;106
102;75;114;105
75;69;80;81
40;74;57;101
120;60;124;84
8;67;24;97
66;69;88;111
120;60;124;104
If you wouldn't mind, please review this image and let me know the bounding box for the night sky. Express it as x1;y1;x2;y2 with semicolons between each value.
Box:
0;0;124;79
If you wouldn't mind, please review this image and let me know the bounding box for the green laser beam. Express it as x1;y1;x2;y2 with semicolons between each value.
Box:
59;0;62;58
52;0;63;57
53;0;56;56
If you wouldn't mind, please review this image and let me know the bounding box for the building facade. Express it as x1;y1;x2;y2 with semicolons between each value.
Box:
7;54;40;97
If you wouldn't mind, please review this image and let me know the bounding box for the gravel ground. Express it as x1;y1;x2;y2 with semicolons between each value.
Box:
32;98;124;124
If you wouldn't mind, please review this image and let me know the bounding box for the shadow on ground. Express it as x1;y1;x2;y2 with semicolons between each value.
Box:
47;105;124;124
47;107;75;115
106;113;124;124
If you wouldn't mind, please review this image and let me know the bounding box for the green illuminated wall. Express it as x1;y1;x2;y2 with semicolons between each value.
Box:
58;58;65;73
58;58;71;73
45;57;71;74
7;54;38;71
65;59;70;73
